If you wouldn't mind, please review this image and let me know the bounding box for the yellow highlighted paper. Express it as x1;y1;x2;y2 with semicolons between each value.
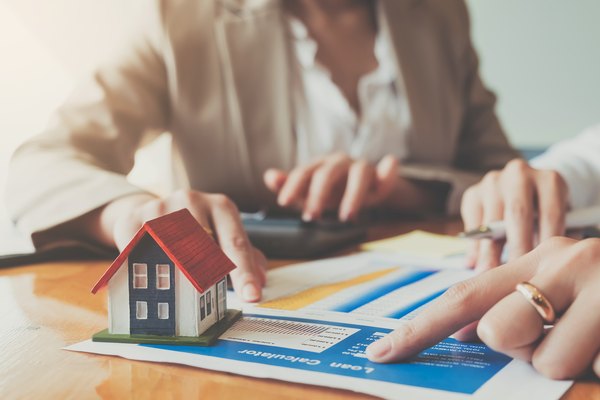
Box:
259;268;397;311
360;230;468;258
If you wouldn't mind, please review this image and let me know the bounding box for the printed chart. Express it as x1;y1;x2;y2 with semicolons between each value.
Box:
259;253;474;320
145;313;512;395
220;316;359;353
67;253;572;399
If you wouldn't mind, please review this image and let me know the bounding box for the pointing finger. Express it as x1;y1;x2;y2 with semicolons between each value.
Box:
208;195;263;302
366;249;540;363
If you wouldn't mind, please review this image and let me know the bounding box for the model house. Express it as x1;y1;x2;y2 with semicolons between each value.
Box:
91;208;241;345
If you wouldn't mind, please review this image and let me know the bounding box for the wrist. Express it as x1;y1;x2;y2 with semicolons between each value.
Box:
96;193;157;246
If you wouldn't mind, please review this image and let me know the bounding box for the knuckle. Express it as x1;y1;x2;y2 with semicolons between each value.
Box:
476;317;508;352
540;170;566;190
225;234;251;252
210;193;237;211
506;158;529;174
330;151;350;162
503;160;531;188
354;159;369;170
139;199;164;218
174;189;203;206
290;166;310;180
391;322;418;348
583;237;600;248
537;237;585;275
461;186;480;209
532;354;576;380
481;171;501;187
539;236;572;252
573;238;600;263
441;281;476;314
463;185;479;200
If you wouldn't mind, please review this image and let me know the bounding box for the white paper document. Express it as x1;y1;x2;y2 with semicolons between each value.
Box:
219;315;359;352
67;252;572;399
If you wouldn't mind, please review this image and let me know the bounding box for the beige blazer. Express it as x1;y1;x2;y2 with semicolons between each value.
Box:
7;0;518;239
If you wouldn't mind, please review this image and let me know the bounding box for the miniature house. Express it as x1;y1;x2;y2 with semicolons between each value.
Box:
91;209;238;340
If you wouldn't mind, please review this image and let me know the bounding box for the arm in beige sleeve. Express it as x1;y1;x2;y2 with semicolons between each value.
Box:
402;0;520;216
5;1;169;247
451;2;520;172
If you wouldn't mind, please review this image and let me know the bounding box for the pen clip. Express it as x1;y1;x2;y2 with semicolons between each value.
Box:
458;226;494;239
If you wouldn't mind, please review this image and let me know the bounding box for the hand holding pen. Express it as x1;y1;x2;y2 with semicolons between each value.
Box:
460;206;600;240
459;159;570;270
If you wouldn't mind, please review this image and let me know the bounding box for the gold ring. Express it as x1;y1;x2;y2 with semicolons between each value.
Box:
515;282;556;324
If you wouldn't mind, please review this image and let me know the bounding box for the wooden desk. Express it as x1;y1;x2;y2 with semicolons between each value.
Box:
1;218;598;399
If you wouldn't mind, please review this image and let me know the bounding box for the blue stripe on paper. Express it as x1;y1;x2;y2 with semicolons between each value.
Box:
386;288;447;319
332;270;437;313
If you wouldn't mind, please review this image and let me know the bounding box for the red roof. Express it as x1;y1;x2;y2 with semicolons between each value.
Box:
91;208;236;294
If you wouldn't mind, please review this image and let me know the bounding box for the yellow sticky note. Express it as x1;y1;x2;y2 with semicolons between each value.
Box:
360;230;468;258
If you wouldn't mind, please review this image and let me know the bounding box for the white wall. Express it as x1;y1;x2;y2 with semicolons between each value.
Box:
108;259;130;334
0;0;163;227
177;268;199;337
466;0;600;147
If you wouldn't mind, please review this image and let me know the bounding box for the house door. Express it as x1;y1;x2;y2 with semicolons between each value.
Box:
128;234;176;336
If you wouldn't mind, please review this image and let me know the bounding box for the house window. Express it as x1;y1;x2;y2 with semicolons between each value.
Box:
200;295;206;321
132;263;148;289
206;290;212;316
136;301;148;319
156;264;170;290
157;303;169;320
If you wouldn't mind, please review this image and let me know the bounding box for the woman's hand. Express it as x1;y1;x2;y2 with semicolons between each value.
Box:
366;236;600;380
89;190;267;302
461;158;568;270
263;153;400;221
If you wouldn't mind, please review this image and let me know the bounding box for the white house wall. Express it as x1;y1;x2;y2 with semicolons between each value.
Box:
176;268;198;337
108;258;130;334
197;284;218;335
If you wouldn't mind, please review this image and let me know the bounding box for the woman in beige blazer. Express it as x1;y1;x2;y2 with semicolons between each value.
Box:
6;0;518;301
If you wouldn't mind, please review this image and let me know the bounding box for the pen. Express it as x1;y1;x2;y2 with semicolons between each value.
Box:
459;205;600;240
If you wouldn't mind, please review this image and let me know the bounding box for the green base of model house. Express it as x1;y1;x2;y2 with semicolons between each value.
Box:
92;309;242;346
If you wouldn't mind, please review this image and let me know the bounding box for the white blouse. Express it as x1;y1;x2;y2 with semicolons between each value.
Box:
288;6;412;165
531;123;600;209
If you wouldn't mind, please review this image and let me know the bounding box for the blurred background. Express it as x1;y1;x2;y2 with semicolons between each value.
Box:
1;0;599;216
